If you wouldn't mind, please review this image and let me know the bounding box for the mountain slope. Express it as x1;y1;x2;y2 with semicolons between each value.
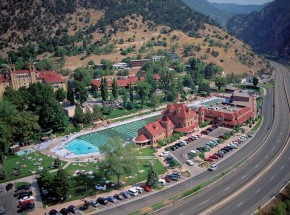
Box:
226;0;290;59
210;2;270;15
182;0;233;26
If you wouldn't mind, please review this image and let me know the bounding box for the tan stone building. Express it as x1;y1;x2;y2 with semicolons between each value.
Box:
0;64;67;98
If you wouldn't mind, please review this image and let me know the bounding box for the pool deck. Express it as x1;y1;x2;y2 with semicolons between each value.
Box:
36;96;223;161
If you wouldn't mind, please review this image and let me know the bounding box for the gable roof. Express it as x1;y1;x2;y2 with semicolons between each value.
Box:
144;121;166;136
163;103;197;119
37;71;65;83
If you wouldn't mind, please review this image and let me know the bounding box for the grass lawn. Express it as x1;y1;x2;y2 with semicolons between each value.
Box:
137;147;156;156
251;117;263;132
61;157;166;201
15;182;30;189
260;83;274;89
0;151;67;183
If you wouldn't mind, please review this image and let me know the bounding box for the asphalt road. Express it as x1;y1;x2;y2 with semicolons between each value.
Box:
156;62;290;215
95;65;280;215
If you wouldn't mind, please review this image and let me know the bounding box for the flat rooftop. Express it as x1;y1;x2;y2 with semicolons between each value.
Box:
206;103;245;113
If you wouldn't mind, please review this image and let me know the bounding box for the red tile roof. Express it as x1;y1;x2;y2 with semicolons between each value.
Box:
13;70;31;74
144;121;166;136
174;125;197;133
161;116;175;128
163;103;197;119
134;134;150;143
37;71;65;83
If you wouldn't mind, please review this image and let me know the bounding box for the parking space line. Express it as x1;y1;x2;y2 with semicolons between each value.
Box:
237;202;244;207
256;188;261;193
224;187;231;191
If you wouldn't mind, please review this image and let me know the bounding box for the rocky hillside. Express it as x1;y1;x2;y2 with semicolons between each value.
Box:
0;0;267;74
210;2;269;15
226;0;290;59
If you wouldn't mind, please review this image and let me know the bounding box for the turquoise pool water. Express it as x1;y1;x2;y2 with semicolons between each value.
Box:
16;149;32;156
65;139;99;155
65;115;161;155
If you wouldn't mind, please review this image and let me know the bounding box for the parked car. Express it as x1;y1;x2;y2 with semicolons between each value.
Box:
49;209;61;215
218;135;224;139
6;183;13;191
215;152;224;158
164;156;174;163
212;124;219;129
166;174;180;181
68;205;78;214
158;179;167;186
204;157;214;162
0;185;2;193
19;196;34;202
114;194;124;201
140;185;152;192
97;197;108;205
16;184;31;191
18;199;34;207
60;208;70;215
106;196;117;203
209;154;219;160
0;206;4;215
206;127;214;132
171;146;177;151
160;151;170;157
222;147;230;152
186;160;194;166
17;191;33;199
134;186;144;194
127;188;139;196
95;184;106;191
120;191;130;199
201;130;209;135
208;163;218;171
89;200;99;208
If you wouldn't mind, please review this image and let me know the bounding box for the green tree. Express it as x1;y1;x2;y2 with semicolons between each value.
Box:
100;78;108;101
3;87;27;110
93;105;102;120
73;67;92;86
12;111;40;144
214;76;227;91
122;90;128;109
53;157;61;168
83;107;93;124
75;81;88;105
253;76;259;86
53;169;71;200
136;81;151;106
67;81;75;105
74;105;84;123
54;87;66;102
146;162;159;187
0;122;12;153
38;168;53;189
98;137;137;186
112;79;119;100
128;83;134;103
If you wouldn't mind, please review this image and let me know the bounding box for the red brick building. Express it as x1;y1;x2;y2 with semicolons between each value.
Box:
134;104;199;147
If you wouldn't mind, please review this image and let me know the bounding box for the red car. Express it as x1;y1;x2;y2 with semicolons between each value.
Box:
218;135;224;139
201;130;209;135
204;157;214;162
140;185;152;192
212;125;219;129
209;154;219;159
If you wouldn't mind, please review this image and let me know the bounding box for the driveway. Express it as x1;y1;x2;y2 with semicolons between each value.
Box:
0;185;19;215
205;127;231;138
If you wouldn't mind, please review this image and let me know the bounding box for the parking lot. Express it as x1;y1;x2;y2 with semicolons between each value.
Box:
170;127;233;165
0;183;21;215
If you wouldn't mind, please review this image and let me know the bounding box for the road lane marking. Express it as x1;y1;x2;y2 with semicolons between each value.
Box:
255;164;260;169
281;165;285;170
270;176;275;181
265;155;268;159
272;146;275;151
237;202;244;207
224;187;231;191
256;188;261;193
242;174;248;179
201;200;209;205
277;139;280;142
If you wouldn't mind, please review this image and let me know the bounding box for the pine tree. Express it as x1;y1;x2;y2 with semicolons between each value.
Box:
146;162;159;188
74;105;84;123
100;78;108;101
112;79;119;100
67;81;75;105
129;83;134;103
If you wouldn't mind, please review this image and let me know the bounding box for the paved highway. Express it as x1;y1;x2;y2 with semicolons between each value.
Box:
96;63;285;215
156;62;290;215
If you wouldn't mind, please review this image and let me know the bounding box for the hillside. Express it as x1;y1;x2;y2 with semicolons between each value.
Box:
182;0;233;26
226;0;290;60
210;2;269;15
0;0;267;75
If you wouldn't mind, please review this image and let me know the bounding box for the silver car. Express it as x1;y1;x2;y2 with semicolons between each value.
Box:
0;206;4;215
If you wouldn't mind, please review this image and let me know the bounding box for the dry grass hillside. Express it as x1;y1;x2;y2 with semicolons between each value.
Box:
62;14;266;74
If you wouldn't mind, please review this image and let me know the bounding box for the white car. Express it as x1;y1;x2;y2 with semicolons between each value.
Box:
95;184;106;191
186;160;194;166
191;135;198;140
160;151;171;157
134;186;144;194
209;163;218;171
